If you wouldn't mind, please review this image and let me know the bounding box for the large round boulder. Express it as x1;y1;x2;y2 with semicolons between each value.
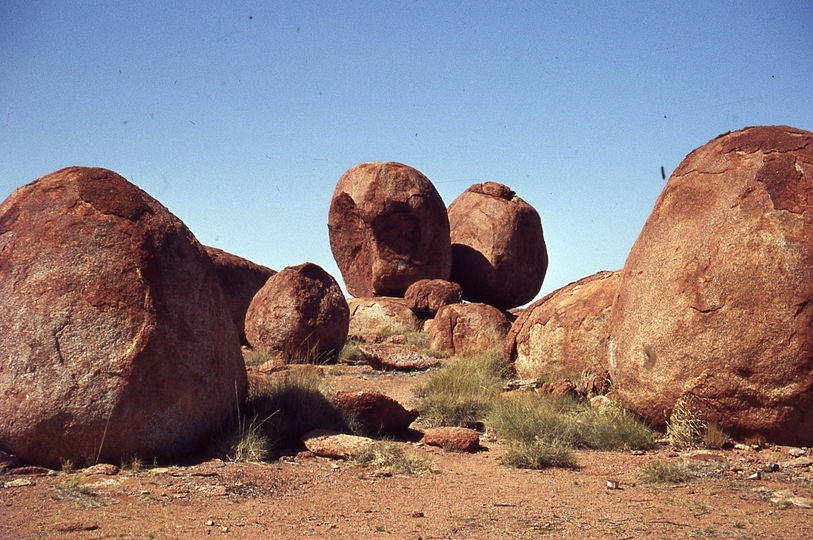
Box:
608;126;813;445
448;182;548;310
505;271;619;379
429;303;512;358
204;246;276;346
0;167;247;468
245;262;349;362
328;162;452;297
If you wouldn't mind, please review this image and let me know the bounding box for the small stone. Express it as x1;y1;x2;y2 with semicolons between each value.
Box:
789;447;807;457
762;463;780;473
747;472;761;480
221;526;229;533
606;480;620;490
205;519;215;526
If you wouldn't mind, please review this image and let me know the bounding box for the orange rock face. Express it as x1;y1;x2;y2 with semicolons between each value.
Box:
328;162;452;297
505;271;619;379
429;303;512;358
0;167;246;468
447;182;548;310
608;126;813;445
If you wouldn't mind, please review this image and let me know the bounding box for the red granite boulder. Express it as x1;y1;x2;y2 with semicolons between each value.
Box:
347;297;421;341
448;182;548;309
505;271;619;379
245;262;349;362
608;126;813;445
204;246;276;346
0;167;247;468
429;303;511;358
403;279;463;315
422;427;480;453
334;391;419;434
328;162;452;297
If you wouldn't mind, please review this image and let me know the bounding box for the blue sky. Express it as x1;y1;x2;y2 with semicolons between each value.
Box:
2;1;811;303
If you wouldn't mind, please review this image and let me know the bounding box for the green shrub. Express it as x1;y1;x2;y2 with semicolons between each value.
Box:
501;439;577;469
666;398;706;448
413;346;506;428
350;441;435;476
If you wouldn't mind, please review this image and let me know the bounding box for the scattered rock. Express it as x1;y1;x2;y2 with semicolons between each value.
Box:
334;391;419;434
429;303;511;357
448;182;548;309
358;344;443;371
0;167;247;469
422;427;480;453
771;489;813;508
245;262;349;362
403;279;463;315
2;478;34;488
788;447;807;457
608;126;813;445
204;246;276;346
505;271;619;379
328;162;452;297
347;297;421;340
83;463;119;476
301;429;374;460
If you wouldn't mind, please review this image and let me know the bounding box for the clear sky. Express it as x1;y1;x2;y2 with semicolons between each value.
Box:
2;1;811;303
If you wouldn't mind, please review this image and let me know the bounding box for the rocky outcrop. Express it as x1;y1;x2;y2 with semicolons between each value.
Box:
447;182;548;309
334;391;419;434
422;427;480;453
0;167;247;468
505;271;619;379
403;279;463;315
328;162;452;297
608;126;813;445
245;262;349;362
204;246;276;346
347;297;421;340
429;303;511;358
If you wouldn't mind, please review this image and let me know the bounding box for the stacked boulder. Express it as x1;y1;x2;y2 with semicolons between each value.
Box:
0;167;247;468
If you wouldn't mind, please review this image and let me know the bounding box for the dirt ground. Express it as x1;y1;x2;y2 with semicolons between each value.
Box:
2;365;812;539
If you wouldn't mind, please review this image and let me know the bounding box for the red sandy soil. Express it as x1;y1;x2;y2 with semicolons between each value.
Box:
2;365;812;539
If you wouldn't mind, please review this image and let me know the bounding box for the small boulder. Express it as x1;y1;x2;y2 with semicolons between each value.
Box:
347;297;421;340
245;262;349;362
448;182;548;309
422;427;480;453
334;391;419;434
429;303;511;357
505;271;619;379
204;246;276;346
358;344;443;371
403;279;464;315
328;162;452;297
301;429;374;460
0;167;247;468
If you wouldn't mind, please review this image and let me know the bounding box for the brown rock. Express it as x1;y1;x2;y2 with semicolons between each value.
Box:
347;297;421;340
83;463;119;476
204;246;276;346
505;271;619;379
245;262;349;362
328;162;452;297
422;427;480;453
608;126;813;445
334;391;419;434
403;279;463;315
429;303;511;358
0;167;247;469
301;430;373;460
448;182;548;309
358;344;443;371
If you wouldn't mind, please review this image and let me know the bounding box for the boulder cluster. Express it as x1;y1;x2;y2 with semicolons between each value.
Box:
2;125;812;468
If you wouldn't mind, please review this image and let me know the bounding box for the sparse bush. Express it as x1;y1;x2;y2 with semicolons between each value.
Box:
242;348;278;369
702;423;731;450
580;400;655;451
666;398;706;448
350;441;435;476
501;439;577;469
413;345;506;428
640;460;695;484
338;340;364;363
51;476;109;507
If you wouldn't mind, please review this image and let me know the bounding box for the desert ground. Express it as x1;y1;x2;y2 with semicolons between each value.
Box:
2;364;812;540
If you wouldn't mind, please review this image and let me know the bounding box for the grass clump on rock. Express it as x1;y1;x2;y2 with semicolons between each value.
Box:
413;345;506;428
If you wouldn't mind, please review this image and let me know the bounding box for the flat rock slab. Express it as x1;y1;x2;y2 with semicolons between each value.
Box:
301;429;374;460
358;344;443;371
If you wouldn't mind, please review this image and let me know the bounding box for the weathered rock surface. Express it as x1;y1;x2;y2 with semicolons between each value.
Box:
334;391;419;434
608;125;813;445
204;246;276;346
403;279;463;315
347;297;421;340
448;182;548;309
505;271;619;379
301;429;373;460
429;303;511;358
422;427;480;453
328;162;452;297
0;167;247;468
358;344;443;371
245;262;349;362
